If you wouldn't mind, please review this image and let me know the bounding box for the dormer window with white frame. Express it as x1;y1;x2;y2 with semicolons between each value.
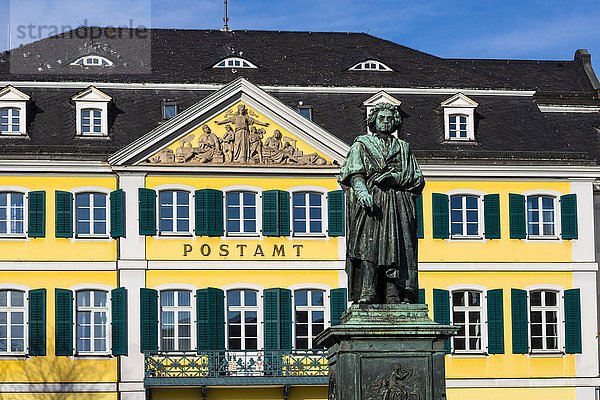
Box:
213;57;257;69
363;91;402;135
71;86;112;137
70;55;114;67
350;60;392;71
440;93;478;141
0;85;29;136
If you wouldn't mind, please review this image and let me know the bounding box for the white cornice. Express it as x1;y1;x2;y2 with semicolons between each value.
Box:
420;164;600;179
537;104;600;113
0;160;112;173
0;80;537;96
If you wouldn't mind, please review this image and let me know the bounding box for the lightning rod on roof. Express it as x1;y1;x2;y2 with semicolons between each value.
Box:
222;0;230;32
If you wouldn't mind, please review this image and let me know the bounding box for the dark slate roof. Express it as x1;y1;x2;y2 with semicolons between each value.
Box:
0;28;596;94
0;29;598;164
0;86;597;165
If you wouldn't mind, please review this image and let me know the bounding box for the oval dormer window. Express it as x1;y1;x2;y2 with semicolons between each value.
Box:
71;55;114;67
213;57;257;69
350;60;392;71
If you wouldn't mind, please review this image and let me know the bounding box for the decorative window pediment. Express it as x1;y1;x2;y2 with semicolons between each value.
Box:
440;93;478;141
70;55;114;67
350;60;392;71
213;57;257;69
71;86;112;137
0;85;29;136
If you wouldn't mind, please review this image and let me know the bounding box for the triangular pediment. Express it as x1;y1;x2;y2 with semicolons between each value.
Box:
440;92;478;108
71;86;112;102
109;78;349;167
0;85;30;101
363;91;402;107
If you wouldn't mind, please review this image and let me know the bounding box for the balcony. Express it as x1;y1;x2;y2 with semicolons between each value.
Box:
144;350;329;387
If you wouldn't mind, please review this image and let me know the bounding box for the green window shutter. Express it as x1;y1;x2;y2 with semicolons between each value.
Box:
140;288;158;354
560;194;578;240
28;191;46;238
196;288;225;351
278;191;290;237
484;194;501;239
262;190;279;236
487;289;504;354
564;288;582;354
55;191;73;238
110;189;125;238
511;288;528;354
329;288;347;327
509;194;526;239
195;189;224;237
263;288;292;350
138;188;156;236
28;289;46;356
55;288;73;356
327;190;345;237
111;288;128;356
418;288;426;305
416;195;424;239
431;193;449;239
433;289;451;353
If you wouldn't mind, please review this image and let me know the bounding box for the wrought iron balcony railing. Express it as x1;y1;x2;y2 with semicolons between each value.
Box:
144;350;329;386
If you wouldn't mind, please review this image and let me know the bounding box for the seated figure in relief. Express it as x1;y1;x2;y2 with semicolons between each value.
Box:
196;124;223;163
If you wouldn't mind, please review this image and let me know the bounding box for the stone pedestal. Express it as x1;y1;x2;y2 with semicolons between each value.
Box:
315;304;456;400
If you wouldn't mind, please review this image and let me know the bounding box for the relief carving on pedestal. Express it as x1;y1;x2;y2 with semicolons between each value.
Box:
367;364;420;400
148;103;332;166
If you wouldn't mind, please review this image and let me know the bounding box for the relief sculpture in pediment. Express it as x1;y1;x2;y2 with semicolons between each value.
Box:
148;103;332;166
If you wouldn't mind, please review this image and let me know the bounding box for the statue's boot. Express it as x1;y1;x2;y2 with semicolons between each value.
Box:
385;280;401;304
358;261;376;304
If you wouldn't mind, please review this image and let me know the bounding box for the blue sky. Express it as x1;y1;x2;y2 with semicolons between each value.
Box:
1;0;599;73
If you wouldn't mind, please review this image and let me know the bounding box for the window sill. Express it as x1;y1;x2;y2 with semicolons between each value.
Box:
450;352;488;358
442;139;478;144
158;232;193;238
75;235;110;239
528;351;564;358
449;235;484;241
227;233;260;238
0;234;27;240
72;352;112;359
0;353;28;359
292;233;326;238
0;133;28;138
526;236;560;241
75;134;110;140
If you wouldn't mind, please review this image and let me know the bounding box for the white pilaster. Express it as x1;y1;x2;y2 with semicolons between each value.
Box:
571;179;595;262
118;172;147;260
573;270;599;378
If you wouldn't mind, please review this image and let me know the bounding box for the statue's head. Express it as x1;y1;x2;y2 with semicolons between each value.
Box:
273;130;282;139
366;103;402;135
237;104;247;115
225;124;233;132
202;124;211;134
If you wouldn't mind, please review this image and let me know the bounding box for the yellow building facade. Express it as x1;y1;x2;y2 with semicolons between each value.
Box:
0;29;599;400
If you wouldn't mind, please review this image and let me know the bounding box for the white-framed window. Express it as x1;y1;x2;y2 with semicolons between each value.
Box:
162;102;178;120
226;191;257;235
349;60;392;71
0;107;21;134
448;114;468;139
214;57;257;69
441;93;478;141
71;86;111;137
81;108;103;135
292;192;323;235
527;195;557;238
226;289;259;351
450;194;480;237
159;290;193;352
294;289;325;350
76;290;109;354
159;190;191;235
451;290;483;353
70;55;114;67
0;85;29;136
529;290;560;352
0;290;26;354
0;192;25;236
75;192;108;237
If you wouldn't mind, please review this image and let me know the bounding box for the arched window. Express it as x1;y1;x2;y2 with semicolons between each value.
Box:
75;289;108;353
526;195;557;237
529;290;559;351
214;57;257;69
451;290;483;352
159;289;193;352
450;194;481;237
349;60;392;71
0;289;26;353
0;192;24;236
75;192;108;237
448;114;469;139
226;191;257;235
292;192;324;235
294;289;325;349
0;107;21;134
159;190;191;235
81;108;103;135
71;55;114;67
226;289;259;350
